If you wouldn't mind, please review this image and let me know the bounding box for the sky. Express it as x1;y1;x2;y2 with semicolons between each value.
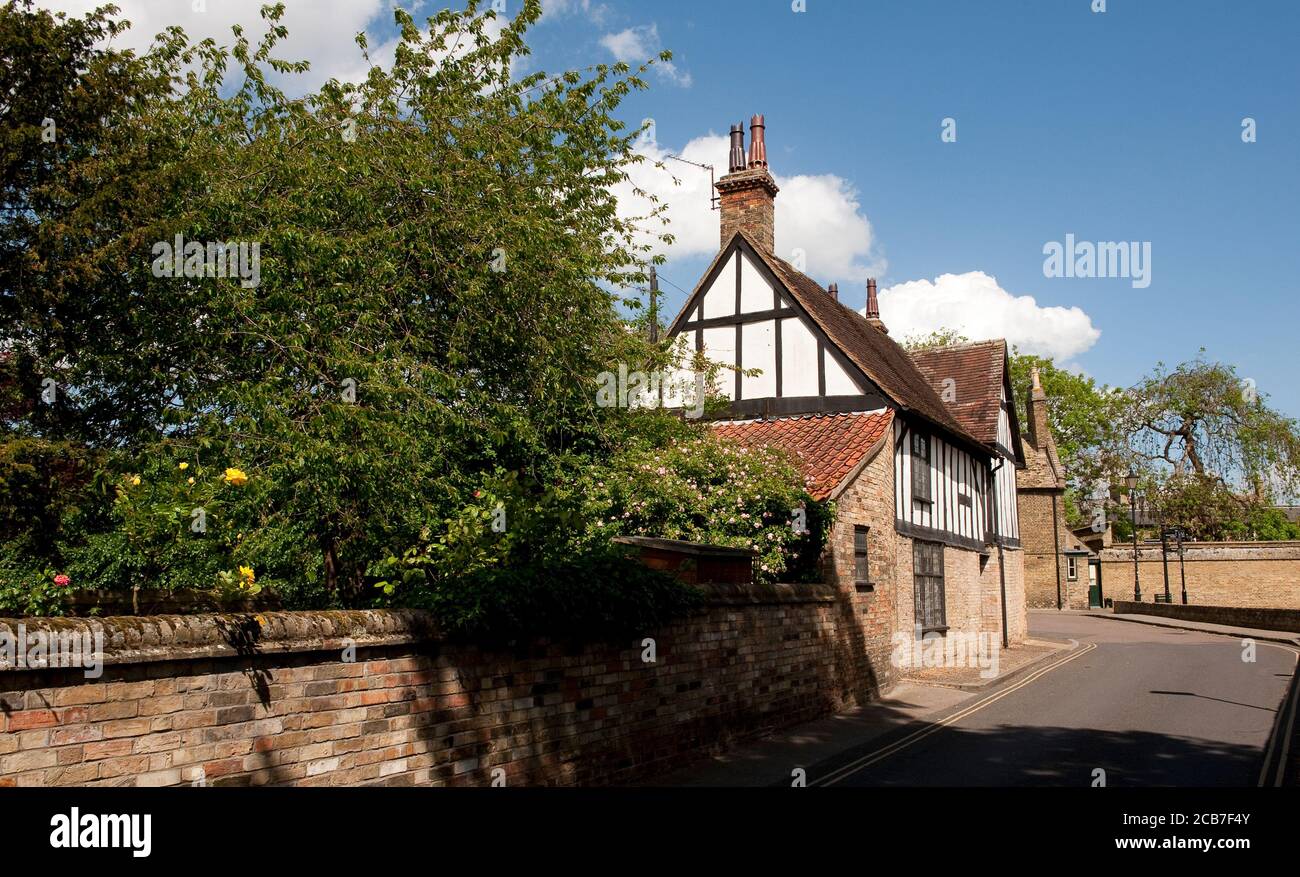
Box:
38;0;1300;415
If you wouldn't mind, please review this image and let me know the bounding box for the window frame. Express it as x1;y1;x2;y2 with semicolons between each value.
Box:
911;431;933;504
853;526;870;587
913;540;947;633
1066;555;1078;582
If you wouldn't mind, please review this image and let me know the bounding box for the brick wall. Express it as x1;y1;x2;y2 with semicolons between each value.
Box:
1110;600;1300;634
1017;490;1081;609
986;547;1027;644
824;439;1027;664
717;168;777;253
823;438;899;690
0;582;885;788
893;538;1025;647
1099;542;1300;609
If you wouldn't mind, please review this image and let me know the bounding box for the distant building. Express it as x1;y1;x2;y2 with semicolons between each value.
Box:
1016;368;1095;609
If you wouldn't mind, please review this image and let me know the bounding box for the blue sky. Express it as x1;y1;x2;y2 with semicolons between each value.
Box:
47;0;1299;414
532;0;1300;415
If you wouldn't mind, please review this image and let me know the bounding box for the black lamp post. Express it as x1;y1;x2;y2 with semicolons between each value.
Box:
1125;468;1141;601
1175;527;1188;604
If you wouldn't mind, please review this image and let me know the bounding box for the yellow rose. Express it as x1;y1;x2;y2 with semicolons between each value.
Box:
223;468;249;487
187;477;195;485
130;475;141;486
178;462;189;470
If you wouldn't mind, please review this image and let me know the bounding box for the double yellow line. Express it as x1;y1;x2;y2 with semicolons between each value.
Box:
1257;640;1300;788
813;640;1098;787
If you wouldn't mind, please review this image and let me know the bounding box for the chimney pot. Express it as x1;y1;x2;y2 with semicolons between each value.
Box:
727;123;746;174
865;279;888;334
747;114;767;169
828;282;839;302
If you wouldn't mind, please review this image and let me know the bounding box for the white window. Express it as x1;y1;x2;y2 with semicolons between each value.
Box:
1066;555;1078;581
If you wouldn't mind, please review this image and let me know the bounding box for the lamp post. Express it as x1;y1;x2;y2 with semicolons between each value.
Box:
1159;512;1172;604
1125;468;1141;602
1175;526;1188;604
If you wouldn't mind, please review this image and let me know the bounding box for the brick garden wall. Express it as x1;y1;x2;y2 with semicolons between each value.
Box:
1099;542;1300;609
0;582;885;787
1110;600;1300;634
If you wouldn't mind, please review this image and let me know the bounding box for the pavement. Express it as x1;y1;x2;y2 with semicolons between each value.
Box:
656;610;1300;787
901;637;1064;690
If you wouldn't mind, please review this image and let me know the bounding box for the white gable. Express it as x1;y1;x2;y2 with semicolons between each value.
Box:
700;252;737;319
666;243;875;413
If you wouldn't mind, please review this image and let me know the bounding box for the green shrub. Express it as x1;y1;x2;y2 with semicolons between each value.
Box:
0;549;67;617
367;466;702;638
581;432;832;583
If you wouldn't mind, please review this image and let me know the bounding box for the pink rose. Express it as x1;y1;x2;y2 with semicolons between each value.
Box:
53;574;71;587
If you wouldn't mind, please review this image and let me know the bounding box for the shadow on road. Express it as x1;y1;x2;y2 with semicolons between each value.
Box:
818;721;1265;787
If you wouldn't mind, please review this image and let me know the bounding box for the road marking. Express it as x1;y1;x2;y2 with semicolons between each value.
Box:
1255;640;1300;788
814;639;1098;787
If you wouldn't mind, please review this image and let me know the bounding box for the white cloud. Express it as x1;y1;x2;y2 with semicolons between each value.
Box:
612;129;884;282
877;271;1101;364
37;0;392;92
599;24;691;87
34;1;520;92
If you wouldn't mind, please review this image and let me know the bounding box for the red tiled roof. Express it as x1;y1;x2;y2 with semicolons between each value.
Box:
908;340;1008;446
711;410;894;501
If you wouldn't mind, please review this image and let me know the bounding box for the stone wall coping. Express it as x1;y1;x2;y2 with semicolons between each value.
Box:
613;535;759;558
0;609;439;671
0;582;837;672
1099;541;1300;561
1111;600;1300;634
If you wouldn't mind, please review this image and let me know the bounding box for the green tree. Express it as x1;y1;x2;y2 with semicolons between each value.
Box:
1008;352;1126;522
2;0;728;629
1122;356;1300;540
901;327;970;351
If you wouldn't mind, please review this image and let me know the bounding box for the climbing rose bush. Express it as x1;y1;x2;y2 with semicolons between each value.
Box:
583;434;832;583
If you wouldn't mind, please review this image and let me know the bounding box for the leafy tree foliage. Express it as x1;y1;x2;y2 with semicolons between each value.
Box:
1121;357;1300;540
0;1;826;626
1007;352;1126;523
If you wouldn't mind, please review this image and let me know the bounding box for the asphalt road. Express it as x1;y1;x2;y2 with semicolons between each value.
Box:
812;613;1299;787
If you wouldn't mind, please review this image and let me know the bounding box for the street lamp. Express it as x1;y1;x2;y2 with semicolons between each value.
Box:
1175;526;1188;604
1125;468;1141;602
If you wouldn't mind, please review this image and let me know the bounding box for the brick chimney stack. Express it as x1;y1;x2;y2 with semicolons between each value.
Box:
1026;366;1050;450
865;278;887;333
716;114;779;252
